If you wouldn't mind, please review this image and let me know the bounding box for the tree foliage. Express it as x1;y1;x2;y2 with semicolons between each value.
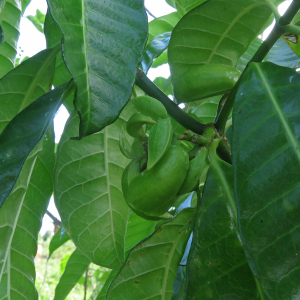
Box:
0;0;300;299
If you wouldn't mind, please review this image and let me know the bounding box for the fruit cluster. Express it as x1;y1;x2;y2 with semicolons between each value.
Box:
120;96;209;220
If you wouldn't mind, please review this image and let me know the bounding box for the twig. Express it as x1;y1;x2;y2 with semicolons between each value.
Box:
145;7;156;19
38;260;49;297
46;210;61;228
83;267;89;300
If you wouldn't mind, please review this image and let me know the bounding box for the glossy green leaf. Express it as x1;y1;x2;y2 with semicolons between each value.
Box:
0;0;22;77
106;208;195;300
171;266;186;300
173;0;206;17
148;12;181;43
48;226;71;260
190;102;218;124
54;248;91;300
125;212;156;252
168;0;271;81
0;80;73;207
147;118;173;170
0;125;55;300
266;38;300;68
27;9;45;33
47;0;148;138
166;0;176;8
54;102;136;269
142;32;171;74
185;139;261;299
152;50;168;68
232;62;300;300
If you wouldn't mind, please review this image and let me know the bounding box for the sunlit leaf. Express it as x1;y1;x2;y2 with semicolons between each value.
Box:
48;226;71;260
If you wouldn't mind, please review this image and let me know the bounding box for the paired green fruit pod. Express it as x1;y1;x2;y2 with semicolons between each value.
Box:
126;113;156;140
147;118;173;170
173;64;241;103
177;146;210;195
132;95;168;121
119;128;147;160
122;145;189;220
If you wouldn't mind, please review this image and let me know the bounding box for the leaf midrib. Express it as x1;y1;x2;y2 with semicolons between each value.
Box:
255;64;300;161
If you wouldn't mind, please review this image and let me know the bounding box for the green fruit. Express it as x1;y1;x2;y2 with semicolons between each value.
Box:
173;64;241;103
132;96;168;121
119;127;134;159
147;118;173;170
122;146;189;219
177;147;209;195
126;113;156;139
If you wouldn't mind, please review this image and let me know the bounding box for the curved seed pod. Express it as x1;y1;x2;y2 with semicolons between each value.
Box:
132;95;168;121
147;118;173;170
119;127;134;159
173;64;241;103
126;113;156;139
177;146;209;195
122;146;189;219
131;139;147;161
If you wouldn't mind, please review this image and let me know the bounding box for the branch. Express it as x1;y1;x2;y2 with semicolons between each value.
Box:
46;210;61;228
145;7;156;19
215;0;300;135
135;69;206;135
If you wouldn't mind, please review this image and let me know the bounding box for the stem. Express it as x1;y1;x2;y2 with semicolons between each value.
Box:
46;210;61;228
284;24;300;35
83;267;89;300
215;0;300;135
145;7;156;19
135;69;206;135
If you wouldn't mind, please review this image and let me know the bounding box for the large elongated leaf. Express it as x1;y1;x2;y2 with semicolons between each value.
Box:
54;248;91;300
185;139;261;299
54;102;136;269
232;62;300;300
168;0;272;80
173;0;206;17
48;226;71;260
47;0;148;138
106;208;195;300
0;126;55;300
0;80;74;207
0;0;22;77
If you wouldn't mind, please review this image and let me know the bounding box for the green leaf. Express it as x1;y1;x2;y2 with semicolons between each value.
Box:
190;101;218;124
27;9;45;33
0;125;55;300
0;80;74;207
266;38;300;68
125;212;156;252
48;226;71;260
174;0;206;17
96;269;120;300
148;12;181;43
232;62;300;300
185;139;260;299
171;266;186;300
54;248;91;300
54;102;136;269
142;32;171;74
47;0;148;138
152;50;168;68
153;76;173;96
106;208;195;299
168;0;272;80
21;0;31;13
0;0;22;77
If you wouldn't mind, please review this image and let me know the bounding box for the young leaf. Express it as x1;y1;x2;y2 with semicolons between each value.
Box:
0;0;22;77
168;0;272;81
0;80;74;207
106;208;195;299
141;32;171;74
53;248;91;300
48;226;71;260
232;62;300;300
54;102;135;269
0;126;55;300
47;0;148;138
185;139;260;299
27;9;45;33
